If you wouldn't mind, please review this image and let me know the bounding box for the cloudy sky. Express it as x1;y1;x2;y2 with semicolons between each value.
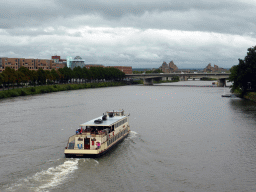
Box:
1;0;256;68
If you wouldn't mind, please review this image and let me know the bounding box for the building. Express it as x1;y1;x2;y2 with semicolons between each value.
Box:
108;66;132;74
159;61;178;73
51;56;66;69
0;57;53;72
67;56;85;69
0;56;132;75
203;63;228;73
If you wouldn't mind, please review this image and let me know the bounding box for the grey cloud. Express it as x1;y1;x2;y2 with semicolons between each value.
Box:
1;0;254;28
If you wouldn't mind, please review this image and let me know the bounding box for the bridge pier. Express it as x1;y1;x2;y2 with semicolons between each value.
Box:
217;79;226;87
180;76;186;81
143;78;153;85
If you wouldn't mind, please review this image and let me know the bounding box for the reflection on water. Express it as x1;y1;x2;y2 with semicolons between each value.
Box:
0;81;256;192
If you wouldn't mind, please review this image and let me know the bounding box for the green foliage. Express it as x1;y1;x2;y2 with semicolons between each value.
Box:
0;65;127;99
133;71;143;74
2;67;16;89
8;90;19;97
132;80;143;84
30;87;36;92
20;89;28;96
244;92;256;102
230;46;256;93
201;77;217;81
145;69;163;73
0;91;7;99
37;68;46;85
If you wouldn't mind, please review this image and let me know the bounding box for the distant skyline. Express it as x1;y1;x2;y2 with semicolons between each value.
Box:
1;0;256;68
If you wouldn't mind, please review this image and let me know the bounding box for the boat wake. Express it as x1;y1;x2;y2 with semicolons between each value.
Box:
5;159;79;192
128;131;139;139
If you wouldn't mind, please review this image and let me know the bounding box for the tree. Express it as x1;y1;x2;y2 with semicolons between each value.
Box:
59;67;73;83
37;68;46;85
82;67;91;83
45;70;52;84
230;46;256;93
50;69;60;84
73;66;83;83
29;70;38;86
2;67;16;90
18;67;30;87
0;73;3;89
16;70;25;88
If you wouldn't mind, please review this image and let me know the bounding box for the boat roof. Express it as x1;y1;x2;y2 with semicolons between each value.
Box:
80;115;126;127
106;110;123;113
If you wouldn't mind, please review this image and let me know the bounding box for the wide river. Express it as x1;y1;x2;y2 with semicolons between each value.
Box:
0;81;256;192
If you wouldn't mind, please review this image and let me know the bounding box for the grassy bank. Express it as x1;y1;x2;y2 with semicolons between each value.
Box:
244;92;256;103
0;81;126;99
232;89;256;103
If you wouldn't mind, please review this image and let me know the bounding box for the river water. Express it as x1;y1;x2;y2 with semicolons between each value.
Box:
0;81;256;192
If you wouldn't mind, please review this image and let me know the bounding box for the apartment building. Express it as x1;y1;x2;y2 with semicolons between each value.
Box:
51;56;66;69
0;57;65;72
0;56;132;74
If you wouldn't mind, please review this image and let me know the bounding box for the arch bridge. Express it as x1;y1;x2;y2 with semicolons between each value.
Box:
125;73;230;86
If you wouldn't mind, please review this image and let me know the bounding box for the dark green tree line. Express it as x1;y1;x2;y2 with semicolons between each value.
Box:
230;46;256;94
0;66;125;89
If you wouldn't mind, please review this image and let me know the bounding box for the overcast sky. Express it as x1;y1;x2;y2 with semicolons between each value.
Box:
1;0;256;68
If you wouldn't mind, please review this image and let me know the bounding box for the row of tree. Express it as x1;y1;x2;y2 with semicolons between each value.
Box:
0;66;125;90
230;46;256;94
133;69;163;74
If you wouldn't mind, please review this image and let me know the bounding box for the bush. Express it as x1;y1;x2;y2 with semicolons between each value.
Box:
30;87;36;92
40;87;50;93
20;89;28;96
0;92;7;99
8;90;19;97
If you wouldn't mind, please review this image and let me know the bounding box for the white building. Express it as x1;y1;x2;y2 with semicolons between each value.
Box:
66;56;85;69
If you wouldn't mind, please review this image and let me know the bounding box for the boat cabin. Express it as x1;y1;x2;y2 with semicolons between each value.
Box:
66;110;129;151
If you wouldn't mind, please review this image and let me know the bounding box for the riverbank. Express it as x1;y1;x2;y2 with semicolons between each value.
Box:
244;92;256;103
0;81;126;100
233;90;256;103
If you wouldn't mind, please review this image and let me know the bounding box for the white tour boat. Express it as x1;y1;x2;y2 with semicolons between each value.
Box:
64;110;130;158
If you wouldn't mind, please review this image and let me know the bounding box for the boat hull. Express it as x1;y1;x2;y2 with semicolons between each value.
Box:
222;94;231;97
65;132;129;158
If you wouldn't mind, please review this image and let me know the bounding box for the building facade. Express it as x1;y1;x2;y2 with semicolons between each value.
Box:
0;57;54;72
51;56;66;69
108;66;132;74
0;56;132;75
68;56;85;69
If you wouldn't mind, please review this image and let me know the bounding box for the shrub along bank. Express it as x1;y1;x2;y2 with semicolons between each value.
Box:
0;81;126;99
232;89;256;103
244;92;256;103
